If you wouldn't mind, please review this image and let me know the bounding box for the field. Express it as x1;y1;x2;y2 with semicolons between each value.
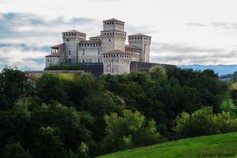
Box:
97;132;237;158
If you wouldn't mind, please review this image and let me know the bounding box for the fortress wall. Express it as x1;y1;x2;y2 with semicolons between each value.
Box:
130;61;176;73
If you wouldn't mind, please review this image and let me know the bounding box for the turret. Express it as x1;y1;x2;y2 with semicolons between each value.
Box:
128;33;151;62
101;18;126;53
62;30;86;63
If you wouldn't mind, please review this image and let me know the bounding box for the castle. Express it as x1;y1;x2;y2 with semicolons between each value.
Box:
45;18;151;75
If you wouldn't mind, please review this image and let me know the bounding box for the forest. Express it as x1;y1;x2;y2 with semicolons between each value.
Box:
1;66;237;158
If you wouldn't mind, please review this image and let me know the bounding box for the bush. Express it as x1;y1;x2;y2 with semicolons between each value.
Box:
174;107;237;138
2;142;31;158
44;64;85;70
101;110;164;153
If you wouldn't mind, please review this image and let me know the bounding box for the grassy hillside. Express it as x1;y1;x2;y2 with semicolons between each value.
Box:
97;132;237;158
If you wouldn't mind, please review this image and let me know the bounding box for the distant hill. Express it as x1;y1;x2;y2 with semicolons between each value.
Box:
179;64;237;76
97;132;237;158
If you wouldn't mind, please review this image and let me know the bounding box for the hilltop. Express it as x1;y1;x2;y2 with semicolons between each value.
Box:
97;132;237;158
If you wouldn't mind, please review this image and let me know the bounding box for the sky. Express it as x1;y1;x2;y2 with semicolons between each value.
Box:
1;0;237;71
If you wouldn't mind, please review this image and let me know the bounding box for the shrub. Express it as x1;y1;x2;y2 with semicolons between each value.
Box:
174;107;237;138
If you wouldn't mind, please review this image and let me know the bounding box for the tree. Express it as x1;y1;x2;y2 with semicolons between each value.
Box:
102;110;163;153
0;67;32;109
174;107;237;138
2;142;31;158
36;73;68;104
232;71;237;82
220;93;237;117
149;65;167;81
33;127;66;158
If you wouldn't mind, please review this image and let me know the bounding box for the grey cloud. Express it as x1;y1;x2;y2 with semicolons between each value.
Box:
0;12;98;39
150;42;236;65
186;23;208;27
126;24;155;35
152;42;225;53
186;22;237;30
211;22;237;29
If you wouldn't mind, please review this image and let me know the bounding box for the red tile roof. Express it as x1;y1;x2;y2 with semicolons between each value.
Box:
51;43;65;49
103;18;125;23
45;53;61;57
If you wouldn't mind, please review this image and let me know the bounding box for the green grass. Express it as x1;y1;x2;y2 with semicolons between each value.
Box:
97;132;237;158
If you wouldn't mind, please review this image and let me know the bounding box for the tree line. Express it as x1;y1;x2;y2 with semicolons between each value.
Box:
0;66;237;157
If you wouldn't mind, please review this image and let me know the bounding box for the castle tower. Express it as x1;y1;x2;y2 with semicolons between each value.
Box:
62;30;86;63
102;50;132;75
101;18;126;53
128;34;151;62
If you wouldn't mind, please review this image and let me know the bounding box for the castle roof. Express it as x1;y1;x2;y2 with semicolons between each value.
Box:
103;18;125;24
45;53;61;57
63;30;86;36
90;35;101;38
128;33;151;38
103;49;132;55
51;43;65;49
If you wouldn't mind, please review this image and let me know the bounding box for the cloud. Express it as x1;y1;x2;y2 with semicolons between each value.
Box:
186;23;208;27
186;22;237;30
0;44;49;71
0;12;101;70
150;42;237;65
152;42;225;53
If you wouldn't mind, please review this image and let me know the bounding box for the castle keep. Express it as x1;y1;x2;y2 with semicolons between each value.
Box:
45;18;151;75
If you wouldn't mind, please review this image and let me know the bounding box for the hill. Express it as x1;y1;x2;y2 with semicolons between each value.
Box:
97;132;237;158
180;64;237;76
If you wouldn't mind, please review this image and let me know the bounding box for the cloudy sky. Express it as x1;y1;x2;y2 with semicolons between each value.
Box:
1;0;237;70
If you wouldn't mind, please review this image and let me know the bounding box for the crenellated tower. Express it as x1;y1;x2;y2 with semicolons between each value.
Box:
128;34;151;62
62;30;86;63
101;18;126;53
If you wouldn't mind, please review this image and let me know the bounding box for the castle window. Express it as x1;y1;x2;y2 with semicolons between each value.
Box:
69;50;71;55
82;59;84;63
68;59;71;63
107;65;111;73
83;49;85;56
98;49;100;55
67;39;69;42
109;39;110;42
98;59;100;62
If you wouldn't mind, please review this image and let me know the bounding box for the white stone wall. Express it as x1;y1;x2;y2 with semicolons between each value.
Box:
103;55;131;74
45;57;60;68
103;23;124;32
62;33;85;63
78;46;102;63
128;36;151;62
101;32;126;53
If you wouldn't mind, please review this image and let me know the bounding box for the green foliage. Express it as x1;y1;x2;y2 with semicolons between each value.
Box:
231;71;237;82
33;126;66;158
36;73;68;104
0;66;232;157
0;67;32;109
174;107;237;138
44;64;85;70
220;93;237;117
102;110;163;153
58;72;94;107
2;142;31;158
149;65;167;81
